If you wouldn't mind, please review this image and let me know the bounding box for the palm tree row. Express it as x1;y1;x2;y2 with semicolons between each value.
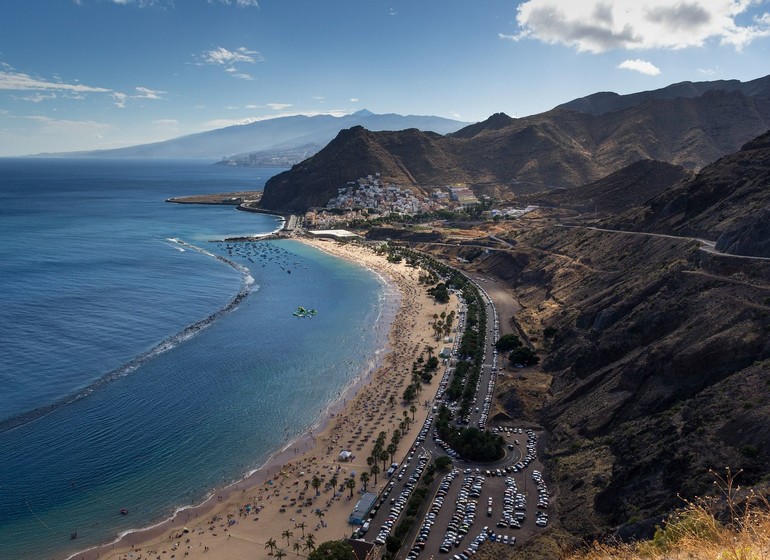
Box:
265;530;317;557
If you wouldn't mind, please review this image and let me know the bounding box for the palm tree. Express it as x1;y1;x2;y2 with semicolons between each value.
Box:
387;443;397;465
370;463;380;485
311;475;322;496
304;533;316;553
360;471;370;492
295;521;306;538
379;449;388;471
346;477;356;498
315;509;325;527
410;404;417;420
329;474;338;494
265;537;278;556
281;529;294;547
391;429;401;445
274;549;287;560
292;542;302;556
388;394;396;408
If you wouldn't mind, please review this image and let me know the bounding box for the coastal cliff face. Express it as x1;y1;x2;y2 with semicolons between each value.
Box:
259;76;770;212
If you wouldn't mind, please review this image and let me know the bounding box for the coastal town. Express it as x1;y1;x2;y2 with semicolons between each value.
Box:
303;174;536;229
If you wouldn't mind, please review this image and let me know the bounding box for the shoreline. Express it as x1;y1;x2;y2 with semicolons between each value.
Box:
68;237;456;560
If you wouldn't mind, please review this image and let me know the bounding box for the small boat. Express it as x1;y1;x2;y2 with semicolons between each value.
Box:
120;508;129;515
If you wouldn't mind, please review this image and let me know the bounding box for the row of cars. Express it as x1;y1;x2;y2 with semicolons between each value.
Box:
532;470;550;527
476;294;499;431
495;476;526;530
406;469;460;559
372;454;429;546
438;473;486;555
492;427;539;473
433;434;461;461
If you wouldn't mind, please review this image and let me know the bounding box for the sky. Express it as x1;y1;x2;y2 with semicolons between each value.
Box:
1;0;769;156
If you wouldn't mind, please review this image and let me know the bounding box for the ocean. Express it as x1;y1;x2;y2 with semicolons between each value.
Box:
0;159;395;559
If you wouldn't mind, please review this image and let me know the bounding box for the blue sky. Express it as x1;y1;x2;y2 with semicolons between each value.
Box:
1;0;769;156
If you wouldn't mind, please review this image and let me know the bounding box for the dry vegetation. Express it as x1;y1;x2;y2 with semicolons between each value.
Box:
565;470;770;560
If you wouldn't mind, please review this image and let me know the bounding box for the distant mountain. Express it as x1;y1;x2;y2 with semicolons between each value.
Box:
47;109;471;160
260;75;770;212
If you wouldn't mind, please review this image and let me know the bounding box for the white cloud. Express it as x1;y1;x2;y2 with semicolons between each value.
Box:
617;58;661;75
267;102;292;110
350;97;359;102
112;86;166;107
506;0;770;53
134;86;165;99
106;0;175;7
152;118;179;126
16;92;58;103
199;46;263;66
112;92;128;108
0;65;165;111
196;46;263;78
0;69;111;93
79;0;259;6
208;0;260;6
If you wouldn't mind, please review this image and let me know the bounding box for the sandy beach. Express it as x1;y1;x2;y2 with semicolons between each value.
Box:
70;237;458;560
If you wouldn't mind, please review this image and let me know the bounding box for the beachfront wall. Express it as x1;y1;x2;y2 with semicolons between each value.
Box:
349;492;378;525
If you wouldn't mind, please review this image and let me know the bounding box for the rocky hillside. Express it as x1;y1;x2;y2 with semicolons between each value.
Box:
259;76;770;212
520;159;692;215
608;130;770;257
409;132;770;551
258;126;463;211
421;223;770;547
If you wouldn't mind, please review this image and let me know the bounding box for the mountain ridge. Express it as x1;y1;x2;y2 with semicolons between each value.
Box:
259;75;770;212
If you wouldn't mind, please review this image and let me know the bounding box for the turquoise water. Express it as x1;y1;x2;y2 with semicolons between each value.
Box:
0;160;394;559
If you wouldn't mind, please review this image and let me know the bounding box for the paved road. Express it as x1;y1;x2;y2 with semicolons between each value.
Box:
560;224;770;262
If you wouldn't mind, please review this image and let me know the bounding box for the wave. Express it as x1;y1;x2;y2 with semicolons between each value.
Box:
0;239;255;434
